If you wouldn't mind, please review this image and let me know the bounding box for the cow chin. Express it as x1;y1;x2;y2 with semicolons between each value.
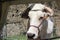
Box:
33;34;38;39
27;27;39;39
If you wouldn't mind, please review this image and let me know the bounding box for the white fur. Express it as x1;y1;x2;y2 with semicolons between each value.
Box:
27;11;44;39
46;17;54;34
27;3;54;39
31;3;45;10
27;27;38;39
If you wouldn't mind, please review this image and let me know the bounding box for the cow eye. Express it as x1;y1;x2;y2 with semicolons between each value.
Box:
39;17;43;20
42;9;48;13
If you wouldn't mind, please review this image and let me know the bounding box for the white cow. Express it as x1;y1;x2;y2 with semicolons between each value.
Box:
27;3;54;39
22;3;54;39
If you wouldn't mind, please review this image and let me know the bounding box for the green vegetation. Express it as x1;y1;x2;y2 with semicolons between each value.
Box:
3;34;27;40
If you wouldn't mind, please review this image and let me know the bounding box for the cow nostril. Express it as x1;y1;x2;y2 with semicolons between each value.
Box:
27;33;35;38
33;34;35;37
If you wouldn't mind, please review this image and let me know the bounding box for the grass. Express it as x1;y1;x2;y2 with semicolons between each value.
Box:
3;34;27;40
3;33;60;40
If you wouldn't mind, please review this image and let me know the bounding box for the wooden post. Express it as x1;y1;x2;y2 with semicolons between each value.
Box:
0;2;9;40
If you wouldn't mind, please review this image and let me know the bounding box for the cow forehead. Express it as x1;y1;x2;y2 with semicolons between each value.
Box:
31;3;45;10
28;11;45;18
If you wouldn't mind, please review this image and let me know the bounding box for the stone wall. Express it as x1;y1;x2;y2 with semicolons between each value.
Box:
3;4;28;37
54;10;60;36
2;3;60;37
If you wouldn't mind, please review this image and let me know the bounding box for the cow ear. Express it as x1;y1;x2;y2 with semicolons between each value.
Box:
21;12;29;19
21;8;31;19
21;4;34;19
